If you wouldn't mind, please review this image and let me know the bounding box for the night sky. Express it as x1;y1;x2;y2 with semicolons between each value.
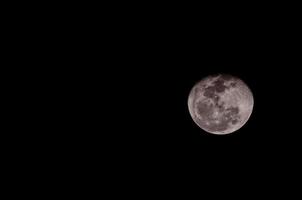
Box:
32;5;301;194
95;23;299;181
97;12;302;186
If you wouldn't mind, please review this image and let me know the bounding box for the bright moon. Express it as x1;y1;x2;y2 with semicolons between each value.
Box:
188;74;254;135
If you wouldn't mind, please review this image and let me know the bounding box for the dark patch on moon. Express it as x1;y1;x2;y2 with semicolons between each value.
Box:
203;86;216;98
231;119;238;125
213;95;220;102
202;75;235;98
216;101;225;112
213;79;227;93
196;101;213;117
225;107;239;115
230;82;237;87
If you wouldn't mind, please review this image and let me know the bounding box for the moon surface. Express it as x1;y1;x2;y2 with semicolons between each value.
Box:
188;74;254;135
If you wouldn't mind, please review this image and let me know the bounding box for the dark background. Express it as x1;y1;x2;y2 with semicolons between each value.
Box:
9;3;301;195
68;4;301;187
85;6;302;190
101;14;299;150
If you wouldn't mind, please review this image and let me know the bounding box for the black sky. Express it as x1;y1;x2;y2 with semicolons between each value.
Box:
96;10;302;179
29;5;302;193
7;2;302;197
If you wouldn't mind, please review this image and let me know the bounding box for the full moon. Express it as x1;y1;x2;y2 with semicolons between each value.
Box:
188;74;254;135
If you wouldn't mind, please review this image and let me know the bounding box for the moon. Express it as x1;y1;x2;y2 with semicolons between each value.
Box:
188;74;254;135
